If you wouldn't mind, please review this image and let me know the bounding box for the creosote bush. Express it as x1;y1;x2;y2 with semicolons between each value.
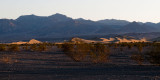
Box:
145;46;160;65
2;41;160;66
61;42;110;63
72;43;90;61
131;53;144;65
37;43;47;52
30;44;38;51
61;42;74;53
61;42;87;61
0;44;7;51
127;43;134;49
8;44;20;52
22;44;29;51
90;43;110;63
137;43;143;53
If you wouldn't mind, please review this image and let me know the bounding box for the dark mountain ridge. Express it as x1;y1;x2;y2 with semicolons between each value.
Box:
0;13;160;42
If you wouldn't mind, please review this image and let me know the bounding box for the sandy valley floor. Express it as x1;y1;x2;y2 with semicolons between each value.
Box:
0;51;160;80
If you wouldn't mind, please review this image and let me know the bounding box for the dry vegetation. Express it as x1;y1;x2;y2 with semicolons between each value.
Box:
60;42;160;65
61;42;110;63
0;42;160;65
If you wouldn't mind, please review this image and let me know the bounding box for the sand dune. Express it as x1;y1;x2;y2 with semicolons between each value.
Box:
116;37;148;43
71;37;97;43
11;39;42;44
100;38;115;43
9;37;149;44
71;37;149;43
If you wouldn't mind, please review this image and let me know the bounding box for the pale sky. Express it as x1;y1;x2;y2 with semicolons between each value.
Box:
0;0;160;23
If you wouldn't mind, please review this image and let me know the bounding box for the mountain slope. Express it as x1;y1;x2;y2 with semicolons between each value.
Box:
0;13;115;41
119;22;156;33
0;13;160;42
97;19;130;26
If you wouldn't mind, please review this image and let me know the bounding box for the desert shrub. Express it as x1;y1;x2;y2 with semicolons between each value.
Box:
71;43;91;61
137;43;143;53
37;43;47;52
108;43;114;47
120;46;124;52
47;43;54;49
56;44;63;49
90;43;110;63
61;42;110;63
1;56;18;64
145;46;160;65
30;44;38;51
8;44;20;52
0;44;7;51
61;42;74;53
127;43;134;49
119;42;128;47
61;42;77;61
114;44;118;49
2;56;12;64
117;43;126;52
22;44;29;51
131;53;144;65
62;42;90;61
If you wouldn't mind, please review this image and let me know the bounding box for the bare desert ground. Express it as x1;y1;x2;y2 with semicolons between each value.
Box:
0;47;160;80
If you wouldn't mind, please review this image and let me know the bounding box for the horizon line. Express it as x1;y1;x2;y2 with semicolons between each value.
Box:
0;13;160;24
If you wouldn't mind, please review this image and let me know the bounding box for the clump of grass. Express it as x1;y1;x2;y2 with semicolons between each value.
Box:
2;57;11;64
1;56;18;64
61;42;110;63
61;42;74;53
145;46;160;65
61;42;88;61
22;44;30;51
137;43;143;53
0;44;7;51
131;53;144;65
8;44;20;52
30;44;38;51
90;43;110;63
37;43;47;52
73;43;91;61
127;42;134;50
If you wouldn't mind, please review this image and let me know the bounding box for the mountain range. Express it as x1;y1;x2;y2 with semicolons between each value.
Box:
0;13;160;42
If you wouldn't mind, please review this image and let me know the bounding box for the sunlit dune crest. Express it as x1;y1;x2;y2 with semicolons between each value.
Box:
71;37;97;43
100;38;115;43
71;37;149;43
11;39;42;44
11;41;27;44
28;39;42;44
116;37;149;43
9;37;149;44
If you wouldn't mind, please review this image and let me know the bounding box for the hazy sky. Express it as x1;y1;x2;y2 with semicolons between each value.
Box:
0;0;160;23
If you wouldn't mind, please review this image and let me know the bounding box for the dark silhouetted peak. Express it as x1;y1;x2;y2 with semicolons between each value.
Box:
75;18;85;21
145;22;155;24
156;22;160;27
132;21;138;24
0;19;16;26
0;19;14;22
16;14;42;21
97;19;130;26
144;22;156;27
74;18;101;26
0;19;16;33
127;21;141;26
120;21;156;33
49;13;67;18
0;13;160;42
48;13;72;22
49;13;68;19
